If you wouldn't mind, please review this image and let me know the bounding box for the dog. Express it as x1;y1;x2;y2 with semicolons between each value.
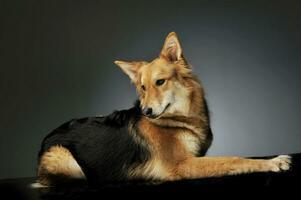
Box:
35;32;290;187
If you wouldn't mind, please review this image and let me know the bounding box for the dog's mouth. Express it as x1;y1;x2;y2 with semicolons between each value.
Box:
148;103;171;119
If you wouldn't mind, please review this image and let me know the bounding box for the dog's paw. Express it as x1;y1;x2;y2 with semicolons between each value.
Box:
268;155;291;172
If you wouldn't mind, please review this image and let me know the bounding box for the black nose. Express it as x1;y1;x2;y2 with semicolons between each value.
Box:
142;107;153;116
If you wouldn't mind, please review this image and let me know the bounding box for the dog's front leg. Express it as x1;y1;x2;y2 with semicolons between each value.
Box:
171;155;291;180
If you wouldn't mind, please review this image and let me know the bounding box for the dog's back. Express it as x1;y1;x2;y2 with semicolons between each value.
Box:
37;102;150;185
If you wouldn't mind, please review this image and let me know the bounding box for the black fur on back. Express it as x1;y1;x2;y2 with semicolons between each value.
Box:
38;101;150;184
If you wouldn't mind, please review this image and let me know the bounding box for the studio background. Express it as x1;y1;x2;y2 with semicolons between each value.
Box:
0;0;300;179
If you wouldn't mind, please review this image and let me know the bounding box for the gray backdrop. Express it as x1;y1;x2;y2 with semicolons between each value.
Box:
0;0;300;179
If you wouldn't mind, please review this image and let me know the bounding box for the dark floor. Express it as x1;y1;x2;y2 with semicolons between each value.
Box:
1;153;300;199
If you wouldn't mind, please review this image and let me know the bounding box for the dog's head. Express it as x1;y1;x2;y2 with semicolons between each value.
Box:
115;32;202;119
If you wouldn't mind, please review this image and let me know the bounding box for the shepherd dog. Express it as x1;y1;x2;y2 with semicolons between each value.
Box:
35;32;291;187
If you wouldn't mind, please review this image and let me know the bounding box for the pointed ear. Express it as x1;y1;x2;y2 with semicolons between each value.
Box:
160;32;184;62
114;60;142;83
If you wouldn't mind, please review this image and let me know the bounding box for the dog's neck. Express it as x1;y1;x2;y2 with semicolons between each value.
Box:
148;115;205;137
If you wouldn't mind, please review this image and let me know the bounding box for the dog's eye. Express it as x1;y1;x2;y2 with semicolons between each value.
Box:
156;79;165;86
141;85;146;91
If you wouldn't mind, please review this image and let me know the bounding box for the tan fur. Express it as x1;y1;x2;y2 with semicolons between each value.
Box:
118;32;291;181
128;116;188;180
173;156;290;179
129;117;291;181
177;131;200;155
37;145;85;186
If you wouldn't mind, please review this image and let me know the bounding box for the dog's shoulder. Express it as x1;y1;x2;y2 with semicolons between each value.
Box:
103;100;141;128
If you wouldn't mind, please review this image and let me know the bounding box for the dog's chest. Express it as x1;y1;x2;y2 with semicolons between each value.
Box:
138;117;201;157
176;130;200;156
